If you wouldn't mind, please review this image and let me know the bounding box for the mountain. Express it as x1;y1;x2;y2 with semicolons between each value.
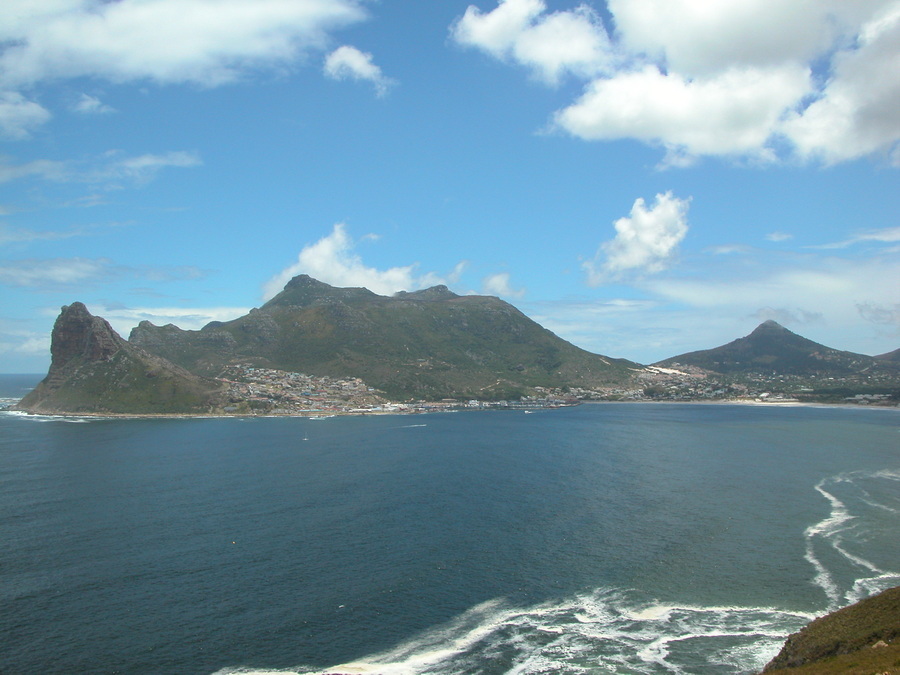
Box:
655;320;887;377
129;274;637;400
763;586;900;674
15;302;226;414
876;347;900;362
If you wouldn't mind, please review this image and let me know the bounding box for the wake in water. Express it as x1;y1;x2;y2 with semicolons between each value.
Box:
804;469;900;611
0;409;96;423
217;469;900;675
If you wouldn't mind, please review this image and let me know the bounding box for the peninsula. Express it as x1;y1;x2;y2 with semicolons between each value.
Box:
11;275;900;415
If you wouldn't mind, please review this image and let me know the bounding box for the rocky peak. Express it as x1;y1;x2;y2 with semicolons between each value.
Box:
49;302;124;375
395;285;459;302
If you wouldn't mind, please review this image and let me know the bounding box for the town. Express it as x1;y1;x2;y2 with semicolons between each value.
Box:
214;362;897;417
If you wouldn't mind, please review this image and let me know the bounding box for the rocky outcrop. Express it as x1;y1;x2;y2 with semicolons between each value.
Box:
16;303;226;415
42;302;124;384
763;586;900;674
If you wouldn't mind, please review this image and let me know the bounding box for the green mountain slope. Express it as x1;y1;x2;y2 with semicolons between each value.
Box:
16;303;226;414
130;275;637;399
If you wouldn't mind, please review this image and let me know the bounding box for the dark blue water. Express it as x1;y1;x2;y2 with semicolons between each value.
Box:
1;376;898;674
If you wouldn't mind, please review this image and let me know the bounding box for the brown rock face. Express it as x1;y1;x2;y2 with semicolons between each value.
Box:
47;302;124;380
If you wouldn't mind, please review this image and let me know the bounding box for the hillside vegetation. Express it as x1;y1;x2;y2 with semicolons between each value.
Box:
763;587;900;674
130;274;637;400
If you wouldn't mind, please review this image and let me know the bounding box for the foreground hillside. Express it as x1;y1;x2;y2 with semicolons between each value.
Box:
763;586;900;674
130;274;637;400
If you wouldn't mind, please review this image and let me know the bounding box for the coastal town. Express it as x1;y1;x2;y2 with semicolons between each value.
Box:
212;363;897;417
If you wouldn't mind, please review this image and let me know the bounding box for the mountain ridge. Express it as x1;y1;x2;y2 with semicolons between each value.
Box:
129;275;638;400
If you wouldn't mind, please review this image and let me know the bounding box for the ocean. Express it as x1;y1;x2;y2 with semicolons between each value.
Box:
1;374;898;674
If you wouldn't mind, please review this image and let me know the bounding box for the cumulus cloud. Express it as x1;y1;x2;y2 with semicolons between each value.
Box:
263;223;464;300
607;0;836;77
324;45;395;96
454;0;900;165
584;192;690;285
0;0;366;88
0;91;51;139
782;5;900;165
554;65;809;165
482;272;525;298
452;0;615;84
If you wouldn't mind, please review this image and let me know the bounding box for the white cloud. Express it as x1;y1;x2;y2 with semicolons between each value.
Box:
0;257;114;287
0;257;206;289
95;305;252;337
0;0;366;88
0;91;51;139
324;46;395;96
0;223;89;246
0;330;50;356
0;150;201;186
782;5;900;165
607;0;836;77
263;223;463;300
554;65;810;165
482;272;525;298
584;192;690;285
752;307;823;326
644;256;900;313
766;231;793;242
452;0;614;84
72;93;116;115
455;0;900;165
813;225;900;250
107;151;202;183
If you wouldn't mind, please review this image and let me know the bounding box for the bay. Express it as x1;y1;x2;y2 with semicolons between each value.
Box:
1;374;898;674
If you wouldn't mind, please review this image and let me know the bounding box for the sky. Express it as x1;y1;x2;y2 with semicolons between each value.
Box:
1;0;899;374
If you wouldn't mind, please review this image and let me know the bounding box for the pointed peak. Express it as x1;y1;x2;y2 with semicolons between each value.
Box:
754;319;788;332
284;274;333;290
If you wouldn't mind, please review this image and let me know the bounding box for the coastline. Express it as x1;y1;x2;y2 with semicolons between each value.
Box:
3;396;897;421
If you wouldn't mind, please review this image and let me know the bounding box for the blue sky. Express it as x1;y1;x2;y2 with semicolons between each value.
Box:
1;0;899;373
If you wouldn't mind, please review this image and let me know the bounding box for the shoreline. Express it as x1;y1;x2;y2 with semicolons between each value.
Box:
3;396;897;421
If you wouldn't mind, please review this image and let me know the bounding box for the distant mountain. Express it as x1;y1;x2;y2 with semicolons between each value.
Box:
655;320;888;377
876;347;900;362
15;303;225;414
130;274;638;400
